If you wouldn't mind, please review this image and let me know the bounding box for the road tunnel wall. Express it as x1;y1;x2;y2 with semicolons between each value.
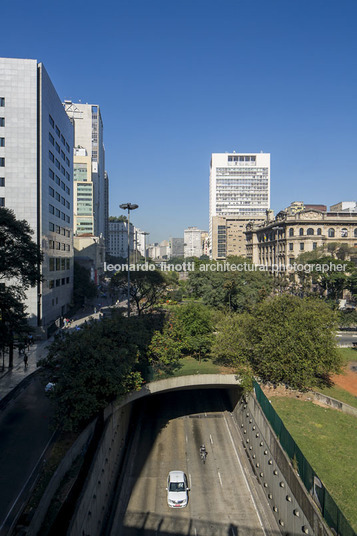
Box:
67;400;133;536
230;392;333;536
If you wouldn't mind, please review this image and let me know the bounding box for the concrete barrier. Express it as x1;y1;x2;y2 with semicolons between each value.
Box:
26;420;96;535
231;393;333;536
311;391;357;417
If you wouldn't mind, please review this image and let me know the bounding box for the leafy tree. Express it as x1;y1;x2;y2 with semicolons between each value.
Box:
73;262;97;307
39;313;164;430
148;316;183;375
188;257;273;312
110;269;167;315
211;313;254;393
212;295;341;390
174;303;214;361
0;208;42;366
249;296;341;389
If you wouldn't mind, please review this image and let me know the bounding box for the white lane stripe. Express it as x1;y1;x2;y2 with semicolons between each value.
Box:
224;415;267;536
189;473;192;488
218;471;223;487
210;434;213;445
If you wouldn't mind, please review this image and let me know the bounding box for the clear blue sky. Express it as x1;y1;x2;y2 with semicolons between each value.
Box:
2;0;357;242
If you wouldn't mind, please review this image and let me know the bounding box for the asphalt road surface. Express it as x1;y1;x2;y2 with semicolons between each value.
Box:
0;376;53;533
336;332;357;346
108;389;279;536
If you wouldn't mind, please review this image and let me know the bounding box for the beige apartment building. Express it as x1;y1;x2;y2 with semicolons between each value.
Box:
246;209;357;268
212;215;265;259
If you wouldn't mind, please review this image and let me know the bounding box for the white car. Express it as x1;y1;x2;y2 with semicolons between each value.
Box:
166;471;189;508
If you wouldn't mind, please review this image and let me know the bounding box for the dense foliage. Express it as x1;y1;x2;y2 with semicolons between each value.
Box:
0;208;42;365
39;313;164;430
212;295;341;390
109;269;167;314
187;257;273;312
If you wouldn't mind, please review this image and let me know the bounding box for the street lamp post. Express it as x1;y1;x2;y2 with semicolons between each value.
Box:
119;203;139;317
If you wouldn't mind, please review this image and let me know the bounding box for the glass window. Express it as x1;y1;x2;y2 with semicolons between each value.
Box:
55;125;60;137
341;228;348;237
354;229;357;238
317;228;322;235
49;151;54;162
49;133;54;145
49;222;54;231
299;228;304;236
289;243;293;251
307;228;314;236
49;204;54;214
0;97;5;106
0;118;4;127
0;157;5;166
328;228;335;238
0;197;4;207
49;115;54;127
0;138;5;147
300;243;304;251
313;242;317;250
289;228;294;237
0;177;4;186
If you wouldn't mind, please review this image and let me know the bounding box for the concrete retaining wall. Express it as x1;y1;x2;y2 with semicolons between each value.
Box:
231;393;332;536
311;391;357;417
27;421;96;535
67;400;133;536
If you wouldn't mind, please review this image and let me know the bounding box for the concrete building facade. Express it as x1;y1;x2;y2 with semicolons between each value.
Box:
212;214;266;260
0;57;74;333
209;152;270;257
108;220;134;259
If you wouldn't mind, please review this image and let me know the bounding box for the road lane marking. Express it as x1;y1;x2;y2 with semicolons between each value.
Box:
186;434;188;444
224;415;268;536
218;471;223;487
210;434;213;445
194;528;197;535
189;473;192;488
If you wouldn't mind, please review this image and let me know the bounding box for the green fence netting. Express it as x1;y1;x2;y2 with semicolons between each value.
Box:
253;381;356;536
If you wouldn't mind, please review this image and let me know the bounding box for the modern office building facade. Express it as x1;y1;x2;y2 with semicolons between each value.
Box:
64;101;107;244
0;57;74;333
184;227;207;258
209;152;270;257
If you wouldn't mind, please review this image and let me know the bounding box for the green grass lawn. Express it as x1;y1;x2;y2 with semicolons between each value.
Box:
152;356;234;380
271;397;357;531
338;347;357;365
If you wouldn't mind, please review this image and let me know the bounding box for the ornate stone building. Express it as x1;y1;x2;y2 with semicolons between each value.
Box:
246;209;357;269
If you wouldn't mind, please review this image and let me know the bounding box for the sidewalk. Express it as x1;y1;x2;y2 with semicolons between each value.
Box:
0;305;110;403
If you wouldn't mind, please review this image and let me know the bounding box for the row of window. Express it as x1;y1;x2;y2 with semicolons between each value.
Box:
288;227;357;238
49;257;71;271
49;133;71;167
49;222;71;237
49;151;70;180
48;240;70;251
228;155;256;162
49;277;70;288
49;186;70;209
49;169;70;194
49;115;70;153
49;204;70;223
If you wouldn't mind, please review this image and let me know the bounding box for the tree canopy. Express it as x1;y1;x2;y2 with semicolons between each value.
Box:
0;208;42;365
212;295;341;390
109;269;167;314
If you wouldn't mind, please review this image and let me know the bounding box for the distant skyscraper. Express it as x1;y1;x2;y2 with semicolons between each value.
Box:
0;58;74;334
184;227;207;258
209;152;270;257
64;101;107;244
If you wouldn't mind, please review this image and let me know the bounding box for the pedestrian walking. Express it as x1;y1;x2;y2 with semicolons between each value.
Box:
23;352;28;368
